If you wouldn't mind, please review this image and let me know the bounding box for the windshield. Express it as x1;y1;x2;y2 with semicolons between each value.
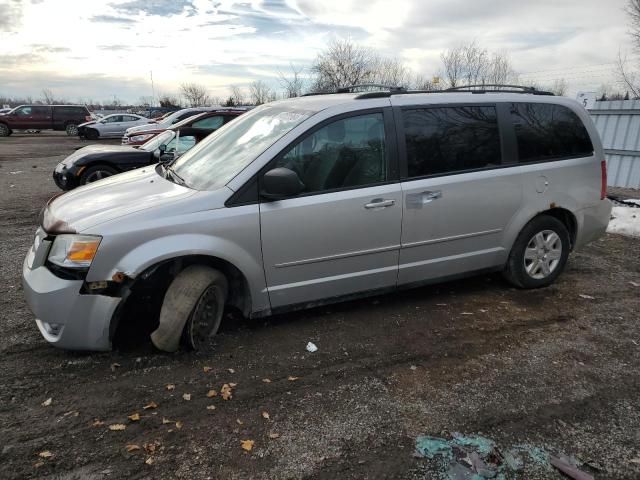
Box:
142;131;174;151
171;104;313;190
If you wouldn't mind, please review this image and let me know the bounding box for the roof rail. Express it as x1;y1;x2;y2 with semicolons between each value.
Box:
304;83;554;99
443;84;554;96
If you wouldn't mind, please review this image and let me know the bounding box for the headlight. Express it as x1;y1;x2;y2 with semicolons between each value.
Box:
48;235;102;269
130;134;153;142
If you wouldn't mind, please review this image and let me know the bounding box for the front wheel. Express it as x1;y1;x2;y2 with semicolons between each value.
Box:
65;123;79;136
85;128;99;140
0;123;10;137
79;165;118;185
503;215;570;289
151;266;228;352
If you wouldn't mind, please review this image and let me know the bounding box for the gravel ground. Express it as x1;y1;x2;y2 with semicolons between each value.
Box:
1;132;639;479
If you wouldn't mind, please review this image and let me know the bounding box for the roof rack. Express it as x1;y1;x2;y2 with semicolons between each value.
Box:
442;84;554;96
303;83;554;99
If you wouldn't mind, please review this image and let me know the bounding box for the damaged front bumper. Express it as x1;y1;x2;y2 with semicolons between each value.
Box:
22;256;121;351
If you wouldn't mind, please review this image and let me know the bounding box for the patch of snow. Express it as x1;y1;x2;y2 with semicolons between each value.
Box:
607;206;640;238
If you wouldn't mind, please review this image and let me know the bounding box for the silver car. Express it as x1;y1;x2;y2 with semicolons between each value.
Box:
23;87;612;352
79;113;152;139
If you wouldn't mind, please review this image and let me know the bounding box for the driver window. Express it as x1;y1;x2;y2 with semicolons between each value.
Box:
273;112;387;194
16;106;32;116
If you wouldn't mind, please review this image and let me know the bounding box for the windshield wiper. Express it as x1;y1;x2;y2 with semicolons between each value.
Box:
164;164;187;187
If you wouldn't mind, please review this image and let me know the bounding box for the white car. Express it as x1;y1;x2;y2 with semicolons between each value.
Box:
78;113;153;140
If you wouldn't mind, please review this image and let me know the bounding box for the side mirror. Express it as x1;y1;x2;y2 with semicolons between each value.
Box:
159;152;175;163
261;167;304;200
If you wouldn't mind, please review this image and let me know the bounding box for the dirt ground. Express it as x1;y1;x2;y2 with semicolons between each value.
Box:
1;132;639;480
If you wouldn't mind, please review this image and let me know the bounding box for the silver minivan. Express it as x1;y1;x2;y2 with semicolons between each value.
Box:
23;87;612;352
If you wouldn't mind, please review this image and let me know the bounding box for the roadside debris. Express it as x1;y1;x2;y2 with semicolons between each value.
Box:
579;294;595;300
41;397;52;407
108;424;127;431
306;341;318;353
241;440;255;452
110;363;121;372
128;413;141;422
415;433;594;479
143;401;158;410
550;455;594;480
182;393;191;401
37;451;53;459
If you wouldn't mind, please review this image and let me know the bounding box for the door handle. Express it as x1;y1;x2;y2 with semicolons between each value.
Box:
364;198;395;209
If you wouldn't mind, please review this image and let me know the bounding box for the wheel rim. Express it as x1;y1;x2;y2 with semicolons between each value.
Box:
66;125;78;136
0;125;7;136
188;285;220;349
85;169;113;183
524;229;562;280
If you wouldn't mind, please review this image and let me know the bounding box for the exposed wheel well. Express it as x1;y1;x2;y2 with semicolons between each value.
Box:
111;255;251;347
534;208;577;249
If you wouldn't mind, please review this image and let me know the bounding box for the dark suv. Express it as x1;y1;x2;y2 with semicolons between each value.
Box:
0;105;92;137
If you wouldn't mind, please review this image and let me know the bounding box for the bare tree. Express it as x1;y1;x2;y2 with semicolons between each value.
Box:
249;80;275;105
616;51;640;99
310;38;378;92
180;82;210;107
440;42;514;87
413;74;444;91
41;88;55;104
138;96;153;106
374;57;413;88
549;79;568;96
278;64;306;98
158;94;181;108
225;85;246;106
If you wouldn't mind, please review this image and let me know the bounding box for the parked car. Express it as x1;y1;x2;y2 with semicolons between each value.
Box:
122;109;245;145
53;125;216;190
122;107;248;145
0;107;12;115
77;114;153;140
0;105;92;136
23;86;612;352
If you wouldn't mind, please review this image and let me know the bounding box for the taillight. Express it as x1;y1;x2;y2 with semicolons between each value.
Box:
600;159;607;200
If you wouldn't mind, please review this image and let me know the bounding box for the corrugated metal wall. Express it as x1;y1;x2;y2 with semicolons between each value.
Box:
590;100;640;188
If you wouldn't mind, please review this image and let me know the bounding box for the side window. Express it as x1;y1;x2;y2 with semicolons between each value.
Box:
273;112;387;194
510;103;593;162
16;106;32;116
122;115;137;122
31;106;49;115
403;106;501;178
167;135;197;153
192;116;224;129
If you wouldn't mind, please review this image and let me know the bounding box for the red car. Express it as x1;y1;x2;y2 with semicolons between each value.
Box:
0;105;92;137
121;108;247;146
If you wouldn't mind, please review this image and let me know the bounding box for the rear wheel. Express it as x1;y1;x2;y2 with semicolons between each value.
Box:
503;215;570;289
151;266;228;352
79;165;118;185
85;128;99;140
0;123;10;137
65;123;79;136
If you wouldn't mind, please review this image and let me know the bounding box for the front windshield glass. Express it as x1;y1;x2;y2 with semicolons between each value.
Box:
171;104;313;191
142;131;174;151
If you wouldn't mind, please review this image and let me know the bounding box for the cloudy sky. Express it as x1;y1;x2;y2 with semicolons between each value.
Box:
0;0;633;104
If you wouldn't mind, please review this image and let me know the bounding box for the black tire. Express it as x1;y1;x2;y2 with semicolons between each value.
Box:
79;165;118;185
65;123;79;136
0;123;10;137
151;266;228;352
503;215;571;289
85;128;99;140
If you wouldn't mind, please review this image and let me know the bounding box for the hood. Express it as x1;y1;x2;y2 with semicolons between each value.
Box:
59;144;144;167
126;121;162;135
79;120;96;127
43;166;197;232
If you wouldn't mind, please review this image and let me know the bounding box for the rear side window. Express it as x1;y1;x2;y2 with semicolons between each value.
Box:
403;106;501;178
55;106;85;116
510;103;593;162
192;116;224;129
